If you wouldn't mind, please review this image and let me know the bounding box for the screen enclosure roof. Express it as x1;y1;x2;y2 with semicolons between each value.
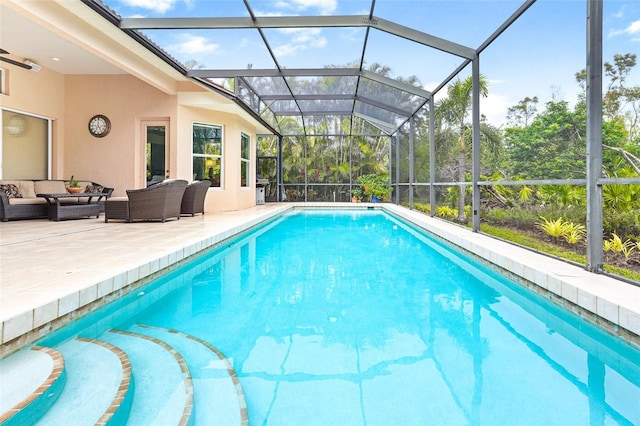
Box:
89;0;535;137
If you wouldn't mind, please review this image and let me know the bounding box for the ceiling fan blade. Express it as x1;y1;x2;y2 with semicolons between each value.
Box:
0;56;32;69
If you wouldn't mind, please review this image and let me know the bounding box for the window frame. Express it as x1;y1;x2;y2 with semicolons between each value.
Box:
240;132;250;188
0;68;6;95
192;122;223;188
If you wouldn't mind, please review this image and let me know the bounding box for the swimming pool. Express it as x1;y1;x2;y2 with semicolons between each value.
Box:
3;209;640;425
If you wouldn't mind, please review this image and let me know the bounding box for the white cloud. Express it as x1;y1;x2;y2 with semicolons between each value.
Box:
273;43;304;57
611;4;626;19
279;27;318;36
273;28;327;56
291;29;325;46
480;93;512;127
608;19;640;39
168;34;220;57
423;81;441;92
627;20;640;35
341;28;363;43
274;0;337;15
120;0;178;14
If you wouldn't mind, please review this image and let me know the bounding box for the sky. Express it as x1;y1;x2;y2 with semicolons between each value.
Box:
104;0;640;127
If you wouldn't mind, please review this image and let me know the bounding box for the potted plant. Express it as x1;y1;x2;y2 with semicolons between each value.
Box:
351;188;362;203
357;174;393;202
66;175;83;194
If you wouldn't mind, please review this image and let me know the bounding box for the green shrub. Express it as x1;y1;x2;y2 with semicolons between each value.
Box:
538;217;586;245
603;233;637;259
357;174;393;201
482;206;540;226
563;222;586;244
436;206;457;219
414;202;431;214
539;217;566;238
603;209;640;237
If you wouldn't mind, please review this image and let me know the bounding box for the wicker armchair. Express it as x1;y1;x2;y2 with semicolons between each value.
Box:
180;180;211;216
105;179;188;223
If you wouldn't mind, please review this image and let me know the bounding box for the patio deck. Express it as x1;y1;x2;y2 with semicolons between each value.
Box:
0;203;289;354
1;203;639;357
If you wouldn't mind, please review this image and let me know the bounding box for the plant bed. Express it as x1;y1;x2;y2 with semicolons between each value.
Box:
480;223;640;282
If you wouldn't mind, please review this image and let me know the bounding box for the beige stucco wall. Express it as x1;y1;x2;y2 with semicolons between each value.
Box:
178;105;257;212
64;74;177;196
2;63;260;211
1;65;65;177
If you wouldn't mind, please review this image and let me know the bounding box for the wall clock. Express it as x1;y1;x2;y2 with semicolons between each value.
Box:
88;114;111;138
6;114;26;136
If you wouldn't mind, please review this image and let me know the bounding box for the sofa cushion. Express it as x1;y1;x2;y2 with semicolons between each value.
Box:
8;197;47;205
17;181;37;198
34;180;67;194
0;180;38;198
0;183;22;198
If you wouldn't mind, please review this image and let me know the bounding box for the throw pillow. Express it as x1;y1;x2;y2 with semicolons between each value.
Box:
84;184;104;194
0;184;23;199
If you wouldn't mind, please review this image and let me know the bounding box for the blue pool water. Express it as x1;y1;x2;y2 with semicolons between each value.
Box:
39;209;640;425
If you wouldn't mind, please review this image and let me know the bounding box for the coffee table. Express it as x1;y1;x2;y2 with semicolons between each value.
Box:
36;193;107;221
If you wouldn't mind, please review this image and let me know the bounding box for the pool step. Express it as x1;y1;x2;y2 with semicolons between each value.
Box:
1;327;246;425
34;338;132;425
0;346;65;426
101;329;194;425
130;324;248;425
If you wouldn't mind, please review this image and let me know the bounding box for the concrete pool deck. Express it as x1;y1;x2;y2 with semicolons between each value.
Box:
1;203;639;356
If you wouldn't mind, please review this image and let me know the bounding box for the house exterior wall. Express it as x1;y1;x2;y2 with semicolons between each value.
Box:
1;64;66;177
64;74;177;196
179;105;257;212
1;65;258;211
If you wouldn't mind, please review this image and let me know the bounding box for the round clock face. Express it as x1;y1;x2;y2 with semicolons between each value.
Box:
7;115;26;136
88;114;111;137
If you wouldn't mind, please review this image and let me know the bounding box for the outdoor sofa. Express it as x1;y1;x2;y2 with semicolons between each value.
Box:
180;180;211;216
104;179;188;223
0;179;113;222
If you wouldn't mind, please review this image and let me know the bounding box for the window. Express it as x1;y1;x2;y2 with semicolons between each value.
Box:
240;132;250;187
2;110;49;179
192;123;222;188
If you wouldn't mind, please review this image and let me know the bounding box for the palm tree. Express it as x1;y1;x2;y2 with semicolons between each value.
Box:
436;76;489;222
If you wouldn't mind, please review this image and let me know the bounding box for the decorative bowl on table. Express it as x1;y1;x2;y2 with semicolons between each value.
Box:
67;187;84;194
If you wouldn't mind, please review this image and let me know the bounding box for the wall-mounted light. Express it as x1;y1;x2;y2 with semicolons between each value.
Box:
24;59;41;72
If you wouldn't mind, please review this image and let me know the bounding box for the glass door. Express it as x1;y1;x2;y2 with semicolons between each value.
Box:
144;122;167;186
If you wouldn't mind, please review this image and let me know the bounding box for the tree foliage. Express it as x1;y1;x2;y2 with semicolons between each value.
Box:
504;100;586;179
435;75;489;220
